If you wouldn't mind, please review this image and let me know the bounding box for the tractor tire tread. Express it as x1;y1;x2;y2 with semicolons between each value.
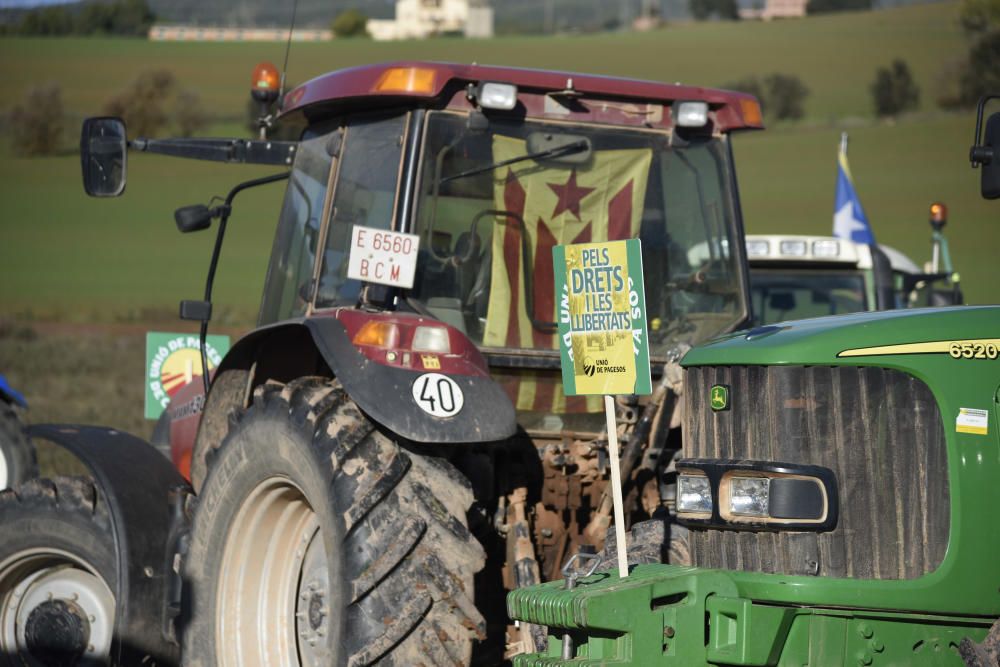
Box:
187;377;485;667
598;517;692;571
0;476;105;524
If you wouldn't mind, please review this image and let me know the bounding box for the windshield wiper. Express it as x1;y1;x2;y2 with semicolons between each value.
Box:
440;139;589;184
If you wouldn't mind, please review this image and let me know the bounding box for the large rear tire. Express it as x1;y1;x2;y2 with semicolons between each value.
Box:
0;403;36;491
0;477;116;666
181;377;486;666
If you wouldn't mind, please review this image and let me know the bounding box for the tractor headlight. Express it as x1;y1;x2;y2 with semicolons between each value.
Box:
674;459;838;531
677;473;712;516
728;476;770;517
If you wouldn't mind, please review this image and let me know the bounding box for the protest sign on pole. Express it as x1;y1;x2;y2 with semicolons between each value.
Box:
553;239;651;578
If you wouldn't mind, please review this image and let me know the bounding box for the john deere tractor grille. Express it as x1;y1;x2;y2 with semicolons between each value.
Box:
685;365;949;579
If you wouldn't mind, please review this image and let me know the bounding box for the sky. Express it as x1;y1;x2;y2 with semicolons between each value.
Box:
0;0;78;7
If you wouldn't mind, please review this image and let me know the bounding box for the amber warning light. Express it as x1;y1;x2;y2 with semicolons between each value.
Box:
930;202;948;224
373;67;437;95
251;61;281;104
740;98;763;127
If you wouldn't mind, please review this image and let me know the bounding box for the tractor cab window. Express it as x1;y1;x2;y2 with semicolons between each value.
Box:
315;113;408;308
409;110;747;359
748;269;868;326
260;114;408;324
259;123;335;325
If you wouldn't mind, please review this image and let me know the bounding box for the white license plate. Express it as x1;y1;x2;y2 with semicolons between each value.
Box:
347;225;420;289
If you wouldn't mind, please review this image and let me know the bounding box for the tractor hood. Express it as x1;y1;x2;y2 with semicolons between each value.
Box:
682;305;1000;367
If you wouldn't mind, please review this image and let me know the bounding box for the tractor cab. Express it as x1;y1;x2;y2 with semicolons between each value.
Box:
258;62;759;430
740;233;955;326
79;61;765;469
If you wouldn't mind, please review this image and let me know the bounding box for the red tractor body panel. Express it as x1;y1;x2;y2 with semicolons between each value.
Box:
281;61;763;132
169;309;506;481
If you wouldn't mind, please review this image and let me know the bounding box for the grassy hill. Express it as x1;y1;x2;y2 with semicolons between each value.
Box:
0;0;995;327
0;2;968;121
138;0;940;31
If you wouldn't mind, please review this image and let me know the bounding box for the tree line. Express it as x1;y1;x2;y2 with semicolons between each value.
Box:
1;0;155;37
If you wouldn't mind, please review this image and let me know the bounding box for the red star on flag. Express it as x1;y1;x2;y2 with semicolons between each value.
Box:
547;170;594;221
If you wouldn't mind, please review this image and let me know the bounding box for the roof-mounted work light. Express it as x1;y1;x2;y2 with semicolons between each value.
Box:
812;239;841;258
746;239;770;257
467;82;518;111
779;240;808;257
673;100;709;128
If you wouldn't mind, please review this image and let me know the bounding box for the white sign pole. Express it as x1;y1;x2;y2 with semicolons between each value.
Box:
604;394;628;579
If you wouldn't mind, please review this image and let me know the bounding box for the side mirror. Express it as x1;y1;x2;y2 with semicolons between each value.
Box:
970;95;1000;200
979;112;1000;199
174;205;215;233
80;117;127;197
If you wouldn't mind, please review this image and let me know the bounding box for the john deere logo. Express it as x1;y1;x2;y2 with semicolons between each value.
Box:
710;385;730;411
583;356;596;377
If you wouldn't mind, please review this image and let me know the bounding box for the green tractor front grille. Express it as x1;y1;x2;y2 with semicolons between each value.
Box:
684;365;949;580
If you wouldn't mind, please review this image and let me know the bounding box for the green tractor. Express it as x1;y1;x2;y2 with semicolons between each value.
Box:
505;98;1000;665
1;62;762;665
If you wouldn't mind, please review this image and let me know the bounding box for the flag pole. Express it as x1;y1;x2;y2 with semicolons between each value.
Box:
604;394;629;579
840;131;848;156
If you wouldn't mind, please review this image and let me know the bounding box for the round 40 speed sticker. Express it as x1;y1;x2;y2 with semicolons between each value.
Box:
412;373;464;418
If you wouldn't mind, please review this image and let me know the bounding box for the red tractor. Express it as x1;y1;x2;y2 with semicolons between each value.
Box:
1;62;760;665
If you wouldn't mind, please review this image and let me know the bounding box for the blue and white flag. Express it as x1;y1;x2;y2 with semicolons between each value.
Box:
832;143;875;245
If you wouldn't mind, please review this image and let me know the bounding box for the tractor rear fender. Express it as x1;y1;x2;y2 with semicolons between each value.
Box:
25;424;190;662
214;315;517;445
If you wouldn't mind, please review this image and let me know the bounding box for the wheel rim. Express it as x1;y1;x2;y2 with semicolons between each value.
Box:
0;549;115;665
217;477;331;666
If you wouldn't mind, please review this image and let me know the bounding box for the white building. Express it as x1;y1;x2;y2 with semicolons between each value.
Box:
149;26;332;42
738;0;808;20
368;0;494;41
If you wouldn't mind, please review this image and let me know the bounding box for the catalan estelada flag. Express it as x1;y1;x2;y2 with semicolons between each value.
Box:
832;137;875;245
484;136;651;412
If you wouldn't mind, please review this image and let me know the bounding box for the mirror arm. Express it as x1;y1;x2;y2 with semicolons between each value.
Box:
187;171;291;396
971;94;1000;167
129;137;298;166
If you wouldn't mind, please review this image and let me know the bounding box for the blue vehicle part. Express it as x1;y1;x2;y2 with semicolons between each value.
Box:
0;375;27;408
